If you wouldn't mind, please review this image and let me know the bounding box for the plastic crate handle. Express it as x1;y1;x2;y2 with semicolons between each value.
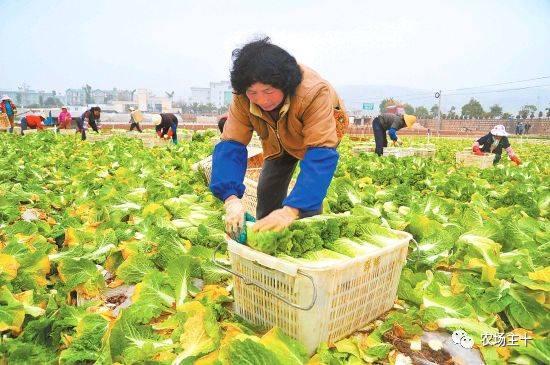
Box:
211;243;317;311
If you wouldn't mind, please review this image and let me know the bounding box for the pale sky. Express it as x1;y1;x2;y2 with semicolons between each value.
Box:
1;0;549;99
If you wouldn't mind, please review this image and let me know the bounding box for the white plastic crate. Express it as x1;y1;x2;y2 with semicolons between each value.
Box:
351;143;376;156
455;151;494;169
405;144;436;158
193;146;264;184
382;147;414;158
242;177;260;215
224;230;411;355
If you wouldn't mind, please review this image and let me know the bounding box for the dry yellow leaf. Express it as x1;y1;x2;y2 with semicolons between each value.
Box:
0;254;19;280
528;267;550;283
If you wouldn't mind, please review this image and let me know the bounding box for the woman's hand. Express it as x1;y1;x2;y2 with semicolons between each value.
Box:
252;206;299;232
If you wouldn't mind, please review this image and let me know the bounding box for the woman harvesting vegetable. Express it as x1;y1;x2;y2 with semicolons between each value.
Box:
0;95;17;133
78;106;101;140
372;113;417;156
153;113;178;144
209;37;348;236
57;106;72;129
472;124;521;165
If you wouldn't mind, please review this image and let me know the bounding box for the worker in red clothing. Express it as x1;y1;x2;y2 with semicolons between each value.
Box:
472;125;521;166
20;113;46;135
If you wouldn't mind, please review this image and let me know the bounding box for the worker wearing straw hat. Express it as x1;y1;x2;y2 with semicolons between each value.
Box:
372;112;417;156
472;124;521;165
128;107;143;132
0;95;17;133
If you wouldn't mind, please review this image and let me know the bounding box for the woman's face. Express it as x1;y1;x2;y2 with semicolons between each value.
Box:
494;135;502;141
245;83;284;111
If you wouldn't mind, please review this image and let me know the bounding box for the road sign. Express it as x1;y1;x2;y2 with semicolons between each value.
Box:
362;103;374;110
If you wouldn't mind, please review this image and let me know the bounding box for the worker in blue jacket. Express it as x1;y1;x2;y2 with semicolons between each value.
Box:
372;113;417;156
209;38;348;235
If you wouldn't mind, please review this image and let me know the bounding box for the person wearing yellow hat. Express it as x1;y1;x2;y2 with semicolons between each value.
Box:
372;113;417;156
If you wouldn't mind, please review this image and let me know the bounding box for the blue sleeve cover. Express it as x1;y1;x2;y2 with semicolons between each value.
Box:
209;140;248;201
388;128;398;141
283;147;339;213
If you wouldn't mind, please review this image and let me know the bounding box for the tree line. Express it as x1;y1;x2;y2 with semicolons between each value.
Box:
380;98;550;120
176;102;228;115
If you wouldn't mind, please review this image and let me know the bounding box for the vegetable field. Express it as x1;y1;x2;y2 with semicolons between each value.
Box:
0;131;548;364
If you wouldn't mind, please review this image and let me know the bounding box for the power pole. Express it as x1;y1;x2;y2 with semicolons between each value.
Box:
435;90;442;137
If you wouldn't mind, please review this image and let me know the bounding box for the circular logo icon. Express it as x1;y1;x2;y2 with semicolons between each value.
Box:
451;330;467;344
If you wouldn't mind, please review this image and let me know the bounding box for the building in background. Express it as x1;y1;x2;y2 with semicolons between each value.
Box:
0;85;55;107
134;89;177;113
189;81;232;107
1;84;176;112
209;81;232;107
65;87;135;106
65;88;87;106
190;87;211;105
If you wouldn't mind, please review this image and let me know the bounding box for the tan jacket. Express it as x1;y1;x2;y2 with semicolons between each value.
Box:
221;65;347;160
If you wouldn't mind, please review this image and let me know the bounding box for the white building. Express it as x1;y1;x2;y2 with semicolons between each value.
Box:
0;87;56;107
209;81;232;107
135;89;177;113
189;81;233;107
190;87;211;105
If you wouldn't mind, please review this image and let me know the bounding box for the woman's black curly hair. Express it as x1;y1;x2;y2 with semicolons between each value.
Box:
230;37;302;96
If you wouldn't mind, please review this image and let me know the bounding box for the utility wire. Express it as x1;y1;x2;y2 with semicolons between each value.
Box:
443;76;550;92
345;75;550;102
444;83;550;97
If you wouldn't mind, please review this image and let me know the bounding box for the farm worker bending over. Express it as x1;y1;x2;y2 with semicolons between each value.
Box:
0;95;17;133
153;113;178;144
21;113;45;134
472;124;521;165
78;106;101;140
372;113;417;156
209;38;348;236
129;107;143;132
58;107;72;129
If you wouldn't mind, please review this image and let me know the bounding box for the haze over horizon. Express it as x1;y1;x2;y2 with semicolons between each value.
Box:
2;0;549;112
